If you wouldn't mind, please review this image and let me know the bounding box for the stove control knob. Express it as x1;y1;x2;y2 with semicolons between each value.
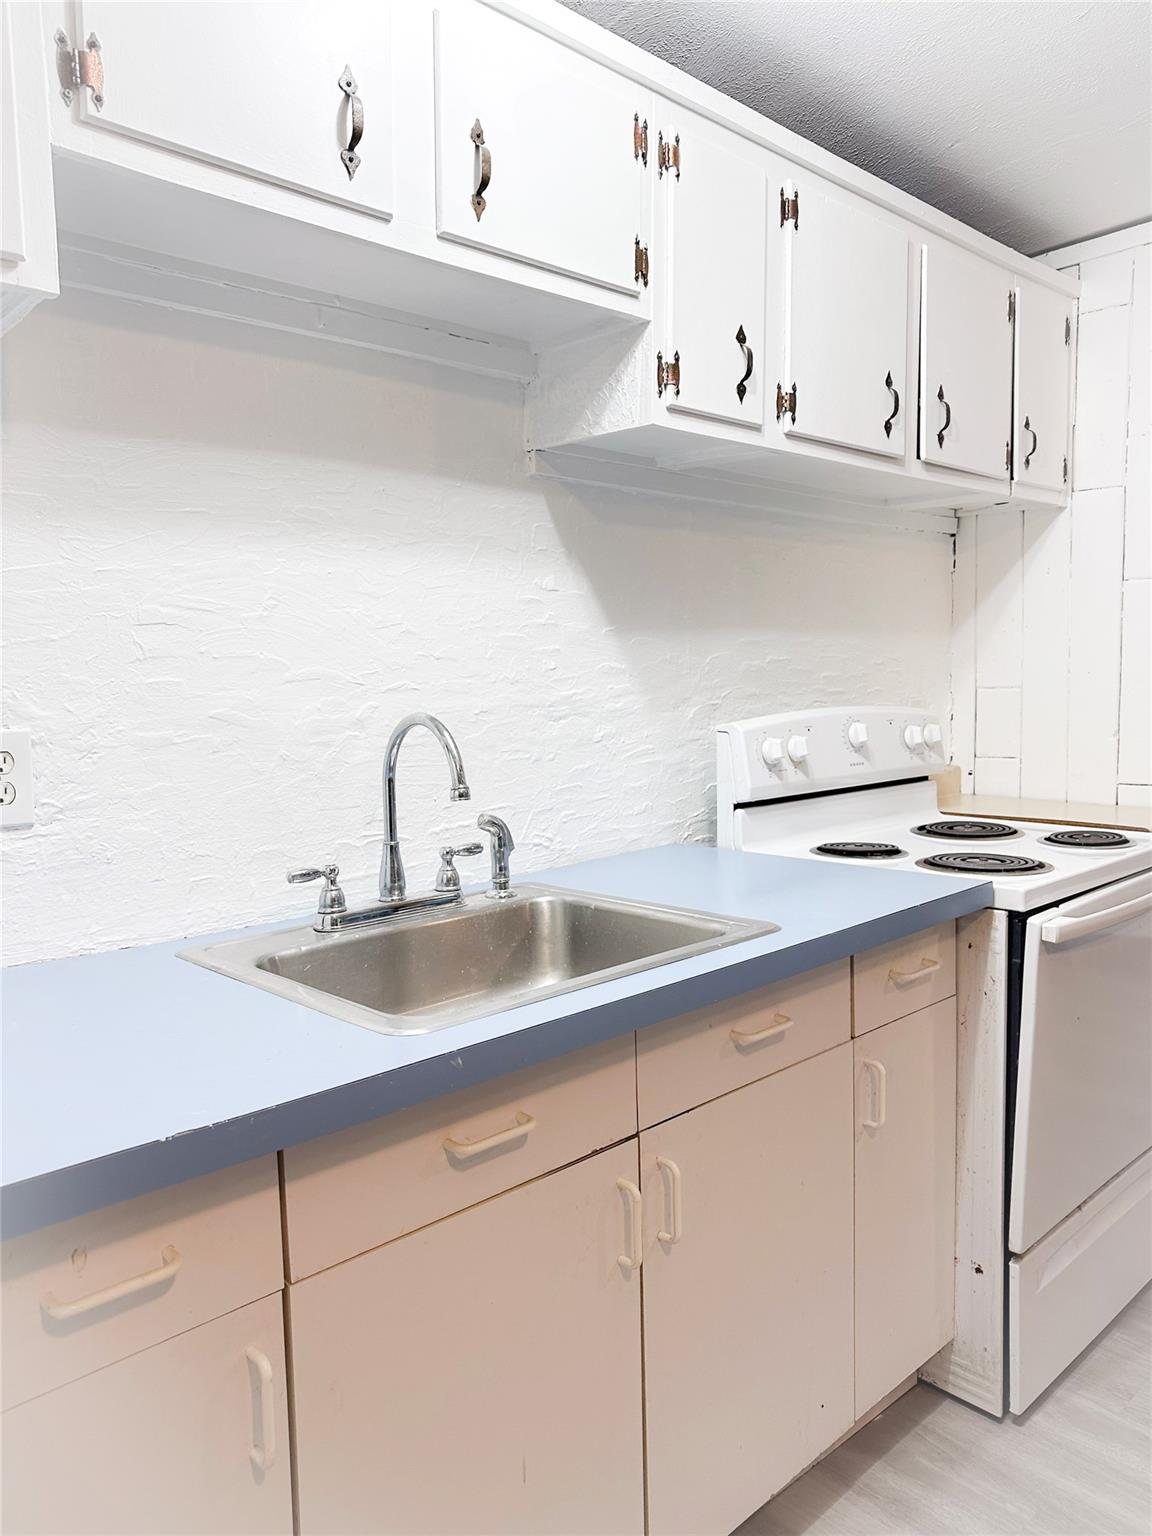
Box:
761;736;785;768
924;723;943;749
847;721;869;751
787;734;810;764
903;725;925;751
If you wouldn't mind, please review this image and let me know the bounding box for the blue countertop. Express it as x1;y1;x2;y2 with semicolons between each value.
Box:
1;846;990;1236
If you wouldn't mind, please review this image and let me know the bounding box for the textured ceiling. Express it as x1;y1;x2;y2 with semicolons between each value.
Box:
559;1;1151;254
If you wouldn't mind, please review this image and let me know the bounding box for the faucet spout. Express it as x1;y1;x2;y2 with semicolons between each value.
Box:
380;713;471;900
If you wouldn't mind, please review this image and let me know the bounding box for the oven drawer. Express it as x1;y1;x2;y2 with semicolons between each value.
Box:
637;960;850;1128
852;922;956;1037
1;1156;282;1412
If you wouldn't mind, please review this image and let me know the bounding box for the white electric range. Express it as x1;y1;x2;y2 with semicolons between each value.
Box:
717;705;1152;1417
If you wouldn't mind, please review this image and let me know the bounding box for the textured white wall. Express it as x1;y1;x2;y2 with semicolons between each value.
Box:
1;293;952;965
951;225;1151;807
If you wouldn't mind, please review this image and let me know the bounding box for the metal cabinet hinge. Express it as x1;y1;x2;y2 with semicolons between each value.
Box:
634;236;649;288
656;350;680;397
780;188;799;229
776;382;797;423
633;114;648;166
54;30;104;111
1065;316;1072;345
1008;291;1016;323
657;131;680;179
1005;440;1012;475
1063;455;1069;484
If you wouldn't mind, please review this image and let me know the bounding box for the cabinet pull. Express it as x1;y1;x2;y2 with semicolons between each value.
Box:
1023;416;1038;469
337;67;363;181
735;324;754;403
40;1244;182;1321
655;1157;683;1244
443;1110;536;1161
888;956;941;985
936;385;952;448
471;119;491;221
616;1178;643;1270
245;1346;278;1472
884;370;900;437
730;1011;793;1047
861;1059;887;1130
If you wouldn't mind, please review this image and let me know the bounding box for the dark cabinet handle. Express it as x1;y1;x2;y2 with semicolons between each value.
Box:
471;119;491;221
937;385;952;449
1023;416;1038;469
884;371;900;438
337;67;363;181
736;325;754;403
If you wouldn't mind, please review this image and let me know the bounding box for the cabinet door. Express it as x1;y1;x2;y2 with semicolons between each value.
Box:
642;1045;854;1536
0;1295;291;1536
854;999;957;1417
1013;278;1074;494
920;241;1013;479
662;113;769;427
291;1144;645;1536
1;2;58;329
782;173;909;458
434;4;649;293
72;3;393;217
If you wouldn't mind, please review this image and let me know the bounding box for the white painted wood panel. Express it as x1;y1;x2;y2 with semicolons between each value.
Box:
1124;434;1150;581
974;509;1024;688
1067;487;1125;800
434;2;649;294
642;1045;854;1536
854;1000;957;1417
290;1144;645;1536
973;757;1022;797
282;1033;635;1280
1119;579;1151;787
921;242;1013;481
1013;278;1074;494
1;1156;282;1411
0;0;59;329
1073;306;1130;489
1128;246;1150;437
851;921;956;1038
783;173;908;459
636;958;850;1127
75;4;394;217
975;686;1021;759
663;113;770;427
1;6;27;264
950;515;978;792
1019;506;1072;800
0;1294;292;1536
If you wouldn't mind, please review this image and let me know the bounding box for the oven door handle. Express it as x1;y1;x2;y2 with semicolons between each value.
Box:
1040;891;1152;945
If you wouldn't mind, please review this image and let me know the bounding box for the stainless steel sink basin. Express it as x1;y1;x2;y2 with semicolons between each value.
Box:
181;884;777;1036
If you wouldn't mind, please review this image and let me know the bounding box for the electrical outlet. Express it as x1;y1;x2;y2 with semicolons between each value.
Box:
0;730;33;828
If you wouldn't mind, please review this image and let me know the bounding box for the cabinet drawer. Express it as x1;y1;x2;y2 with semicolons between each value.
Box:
282;1035;636;1280
1;1156;282;1412
637;961;850;1129
852;922;956;1037
0;1293;292;1536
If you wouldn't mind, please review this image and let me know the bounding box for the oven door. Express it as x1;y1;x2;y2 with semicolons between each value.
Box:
1009;870;1152;1255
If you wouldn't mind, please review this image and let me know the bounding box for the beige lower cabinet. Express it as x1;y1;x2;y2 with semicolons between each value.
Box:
641;1043;856;1536
0;1293;291;1536
289;1141;646;1536
854;997;958;1415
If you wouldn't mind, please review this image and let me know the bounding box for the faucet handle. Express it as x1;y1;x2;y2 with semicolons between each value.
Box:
287;864;348;924
435;843;484;893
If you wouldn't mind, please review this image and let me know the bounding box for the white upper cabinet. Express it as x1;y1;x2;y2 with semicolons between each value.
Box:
1013;277;1075;495
919;240;1013;480
661;112;770;428
1;1;58;331
782;172;909;459
434;2;649;293
66;3;394;217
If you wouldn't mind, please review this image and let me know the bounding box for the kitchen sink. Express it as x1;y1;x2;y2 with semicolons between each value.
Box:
181;884;777;1036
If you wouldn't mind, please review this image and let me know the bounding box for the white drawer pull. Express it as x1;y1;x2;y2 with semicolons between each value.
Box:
40;1244;182;1321
245;1345;278;1472
861;1059;887;1130
443;1111;536;1161
616;1178;643;1270
888;956;941;985
655;1157;683;1244
730;1011;793;1047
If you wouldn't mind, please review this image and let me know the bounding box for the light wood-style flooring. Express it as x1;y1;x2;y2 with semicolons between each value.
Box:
739;1286;1151;1536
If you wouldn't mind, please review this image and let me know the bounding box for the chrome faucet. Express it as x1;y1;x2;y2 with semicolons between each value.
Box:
478;813;515;898
380;712;471;901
